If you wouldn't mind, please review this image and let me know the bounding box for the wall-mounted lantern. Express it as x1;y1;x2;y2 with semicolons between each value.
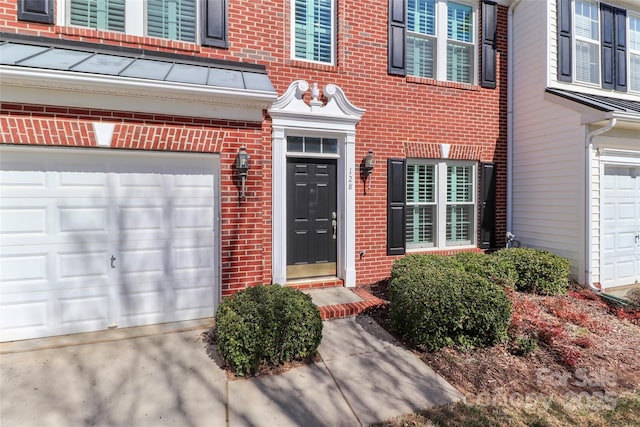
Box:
236;146;250;199
364;149;375;191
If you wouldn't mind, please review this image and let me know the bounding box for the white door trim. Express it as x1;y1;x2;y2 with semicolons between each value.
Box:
269;81;364;287
599;156;640;290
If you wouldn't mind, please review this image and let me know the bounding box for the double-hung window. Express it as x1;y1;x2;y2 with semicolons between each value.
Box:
630;14;640;91
66;0;224;45
407;0;436;78
406;0;476;84
70;0;125;32
406;160;476;249
574;0;600;85
292;0;335;64
147;0;197;42
560;0;640;92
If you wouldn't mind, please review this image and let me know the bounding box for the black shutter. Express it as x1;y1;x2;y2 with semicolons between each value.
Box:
601;3;615;90
201;0;227;48
387;159;406;255
479;163;496;249
557;0;572;82
614;8;627;92
388;0;406;76
481;1;497;89
18;0;54;24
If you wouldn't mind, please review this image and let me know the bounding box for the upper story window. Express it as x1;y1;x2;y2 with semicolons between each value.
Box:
69;0;196;42
630;14;640;91
406;0;476;84
147;0;197;42
558;0;640;92
292;0;335;64
59;0;227;47
574;0;600;85
70;0;125;32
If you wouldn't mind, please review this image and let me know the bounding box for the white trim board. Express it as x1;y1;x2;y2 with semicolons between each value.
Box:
269;80;364;287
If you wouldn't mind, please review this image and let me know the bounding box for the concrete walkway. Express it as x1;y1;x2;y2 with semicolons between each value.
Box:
1;317;463;427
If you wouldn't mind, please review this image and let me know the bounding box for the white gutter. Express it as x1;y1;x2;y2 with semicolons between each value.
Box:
0;66;277;121
506;0;522;235
585;118;617;291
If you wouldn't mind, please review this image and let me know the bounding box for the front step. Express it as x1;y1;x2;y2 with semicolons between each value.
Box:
303;287;388;320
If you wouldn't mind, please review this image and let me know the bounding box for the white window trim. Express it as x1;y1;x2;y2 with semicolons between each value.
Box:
406;159;477;250
290;0;336;65
629;12;640;93
407;0;477;84
59;0;198;43
573;0;601;87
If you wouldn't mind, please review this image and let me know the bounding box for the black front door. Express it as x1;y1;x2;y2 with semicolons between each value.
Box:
287;158;337;279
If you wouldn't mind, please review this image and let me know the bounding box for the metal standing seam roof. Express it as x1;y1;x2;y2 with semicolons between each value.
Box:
0;40;275;93
545;88;640;114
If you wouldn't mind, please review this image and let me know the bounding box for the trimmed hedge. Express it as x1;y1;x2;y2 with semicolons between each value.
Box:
214;285;322;376
390;255;512;351
493;248;570;295
452;251;518;289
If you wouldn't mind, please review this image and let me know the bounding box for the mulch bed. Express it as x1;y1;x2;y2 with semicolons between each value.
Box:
365;280;640;405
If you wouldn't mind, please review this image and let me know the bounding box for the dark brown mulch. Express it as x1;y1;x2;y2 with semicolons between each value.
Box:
363;280;640;403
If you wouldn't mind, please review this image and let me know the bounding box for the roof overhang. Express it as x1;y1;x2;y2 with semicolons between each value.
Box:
545;88;640;131
0;35;277;122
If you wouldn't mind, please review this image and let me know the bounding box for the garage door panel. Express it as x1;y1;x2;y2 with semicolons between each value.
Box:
58;250;110;280
0;205;49;245
118;206;164;231
602;165;640;288
173;246;214;271
58;294;110;326
119;291;166;327
119;248;166;275
59;205;110;233
1;147;219;341
0;294;48;340
0;249;49;295
175;287;215;315
173;205;215;229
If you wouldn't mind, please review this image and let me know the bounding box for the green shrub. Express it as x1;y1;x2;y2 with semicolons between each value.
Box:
390;256;512;351
451;251;518;288
214;285;322;376
512;335;538;356
494;248;570;295
391;253;456;282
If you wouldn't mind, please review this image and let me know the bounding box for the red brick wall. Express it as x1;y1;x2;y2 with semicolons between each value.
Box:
0;0;508;291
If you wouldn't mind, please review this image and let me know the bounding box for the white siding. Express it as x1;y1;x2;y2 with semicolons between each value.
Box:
548;0;558;86
591;150;601;283
512;0;586;282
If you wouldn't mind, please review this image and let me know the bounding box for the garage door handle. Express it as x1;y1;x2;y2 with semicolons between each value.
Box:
110;255;116;269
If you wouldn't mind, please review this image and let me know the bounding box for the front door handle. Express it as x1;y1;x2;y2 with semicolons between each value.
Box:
332;212;337;240
111;255;116;269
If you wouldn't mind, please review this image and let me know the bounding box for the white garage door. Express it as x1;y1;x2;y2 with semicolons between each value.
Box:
601;165;640;289
0;147;220;342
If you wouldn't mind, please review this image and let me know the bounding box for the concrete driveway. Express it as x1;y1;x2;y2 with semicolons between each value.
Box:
1;324;226;427
0;317;462;427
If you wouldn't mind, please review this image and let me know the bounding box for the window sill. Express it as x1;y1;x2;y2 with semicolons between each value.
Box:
55;26;201;54
289;59;338;73
406;75;480;91
406;246;482;256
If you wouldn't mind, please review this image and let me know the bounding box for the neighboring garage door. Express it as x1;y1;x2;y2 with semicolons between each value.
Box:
602;164;640;289
0;147;220;342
